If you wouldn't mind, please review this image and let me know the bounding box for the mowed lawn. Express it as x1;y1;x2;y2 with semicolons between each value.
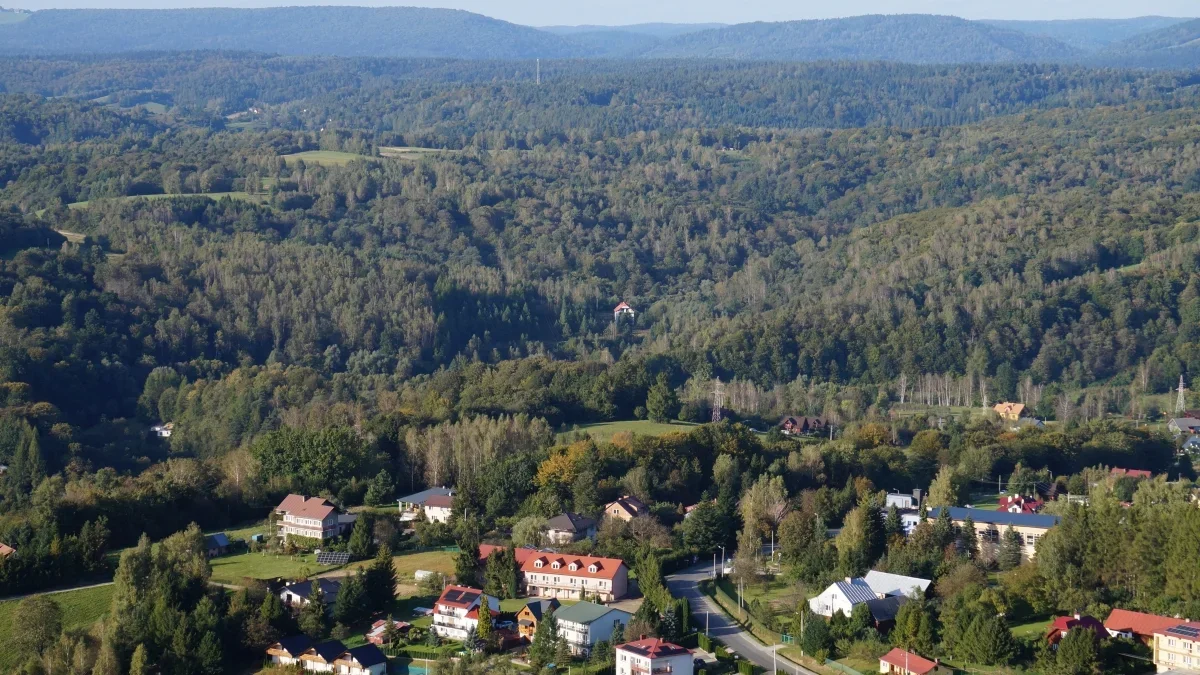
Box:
343;550;457;583
557;420;700;443
281;150;370;166
209;551;339;585
0;585;114;671
379;146;452;160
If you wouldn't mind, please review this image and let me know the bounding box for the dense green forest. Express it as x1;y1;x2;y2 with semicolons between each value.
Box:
0;8;1199;67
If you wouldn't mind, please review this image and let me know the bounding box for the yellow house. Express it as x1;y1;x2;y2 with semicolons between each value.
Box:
993;402;1026;422
1153;622;1200;672
929;507;1060;560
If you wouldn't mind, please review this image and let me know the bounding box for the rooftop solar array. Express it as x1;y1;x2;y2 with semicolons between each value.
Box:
316;551;351;565
1168;625;1200;638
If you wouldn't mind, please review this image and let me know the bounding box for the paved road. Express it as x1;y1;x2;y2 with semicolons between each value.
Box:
666;562;818;675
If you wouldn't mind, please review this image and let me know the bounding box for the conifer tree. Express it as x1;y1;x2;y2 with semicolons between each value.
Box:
298;581;328;639
999;526;1024;570
960;516;979;559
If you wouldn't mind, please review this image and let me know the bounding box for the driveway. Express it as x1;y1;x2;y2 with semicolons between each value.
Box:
666;562;818;675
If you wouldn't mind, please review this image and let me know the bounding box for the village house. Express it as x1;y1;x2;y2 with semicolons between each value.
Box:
0;542;14;558
603;495;648;521
516;598;560;641
1046;613;1107;645
885;491;920;510
1105;609;1182;646
365;618;411;645
151;422;174;438
613;302;636;320
780;415;827;436
204;532;230;558
1153;621;1200;672
616;637;694;675
809;571;931;618
554;601;632;657
280;578;342;610
997;495;1044;514
397;487;455;523
1111;467;1153;480
431;585;499;641
545;512;597;544
992;402;1026;422
879;647;940;675
265;638;386;675
422;494;454;524
928;507;1060;560
1168;417;1200;437
275;494;351;542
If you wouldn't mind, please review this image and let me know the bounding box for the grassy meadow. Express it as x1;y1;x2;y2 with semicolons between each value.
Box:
0;584;114;671
281;150;370;166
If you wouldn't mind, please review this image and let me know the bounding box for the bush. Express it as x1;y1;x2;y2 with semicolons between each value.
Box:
737;660;755;675
697;633;712;652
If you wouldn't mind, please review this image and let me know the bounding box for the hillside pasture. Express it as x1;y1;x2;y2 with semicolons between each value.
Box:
282;150;370;166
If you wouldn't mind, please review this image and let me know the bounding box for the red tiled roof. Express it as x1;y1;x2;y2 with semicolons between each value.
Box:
424;494;453;508
478;544;538;566
1154;621;1200;638
275;494;337;520
879;648;937;675
1104;609;1180;638
614;302;632;311
1111;468;1153;479
521;552;626;581
465;607;500;620
436;585;483;610
0;543;14;557
1048;615;1107;641
618;638;690;659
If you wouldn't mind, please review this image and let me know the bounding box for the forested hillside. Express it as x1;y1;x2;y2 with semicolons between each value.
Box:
641;15;1082;62
0;54;1200;466
0;8;1199;67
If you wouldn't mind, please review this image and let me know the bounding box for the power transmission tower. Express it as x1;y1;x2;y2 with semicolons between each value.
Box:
711;378;725;423
1178;375;1188;414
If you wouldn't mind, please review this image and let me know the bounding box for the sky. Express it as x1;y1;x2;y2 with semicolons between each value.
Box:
5;0;1199;26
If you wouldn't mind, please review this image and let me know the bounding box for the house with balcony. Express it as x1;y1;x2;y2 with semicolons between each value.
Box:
554;601;632;657
265;638;386;675
1153;621;1200;672
430;585;499;641
517;598;560;641
616;637;693;675
275;494;351;542
522;552;629;602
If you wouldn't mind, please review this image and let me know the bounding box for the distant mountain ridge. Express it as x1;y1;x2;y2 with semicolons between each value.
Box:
0;6;1198;67
639;14;1082;63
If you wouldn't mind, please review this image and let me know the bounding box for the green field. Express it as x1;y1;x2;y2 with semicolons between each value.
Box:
282;151;370;166
379;146;452;160
557;419;700;443
1010;617;1052;639
0;585;114;670
208;551;339;585
344;549;457;583
65;192;262;210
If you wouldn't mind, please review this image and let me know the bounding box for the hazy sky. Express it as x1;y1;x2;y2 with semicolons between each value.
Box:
6;0;1198;26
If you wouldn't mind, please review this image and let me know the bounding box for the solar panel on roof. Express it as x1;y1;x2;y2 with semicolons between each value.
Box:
316;551;351;565
1169;626;1200;638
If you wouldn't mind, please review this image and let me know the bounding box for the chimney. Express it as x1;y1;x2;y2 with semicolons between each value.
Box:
640;634;647;641
846;577;853;584
1074;612;1082;621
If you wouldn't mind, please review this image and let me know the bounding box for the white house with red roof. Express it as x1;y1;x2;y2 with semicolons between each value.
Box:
431;585;499;641
1104;609;1181;646
613;302;636;320
275;494;348;541
879;647;939;675
616;637;693;675
480;545;629;602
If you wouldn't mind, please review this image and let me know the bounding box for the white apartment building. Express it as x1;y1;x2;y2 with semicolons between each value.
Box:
1153;622;1200;673
431;585;499;641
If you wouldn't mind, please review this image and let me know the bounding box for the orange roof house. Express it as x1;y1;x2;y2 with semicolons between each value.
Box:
1104;609;1181;645
993;402;1026;422
879;647;938;675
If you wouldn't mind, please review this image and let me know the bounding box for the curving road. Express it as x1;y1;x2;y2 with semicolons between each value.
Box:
666;562;818;675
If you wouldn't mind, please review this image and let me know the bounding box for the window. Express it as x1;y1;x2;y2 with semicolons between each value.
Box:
535;561;543;568
552;562;561;569
589;565;598;573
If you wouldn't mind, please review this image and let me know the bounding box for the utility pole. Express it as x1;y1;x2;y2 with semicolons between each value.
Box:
712;378;725;423
1178;375;1188;414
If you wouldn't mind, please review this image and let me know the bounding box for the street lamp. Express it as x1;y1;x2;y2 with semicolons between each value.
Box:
718;546;726;576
